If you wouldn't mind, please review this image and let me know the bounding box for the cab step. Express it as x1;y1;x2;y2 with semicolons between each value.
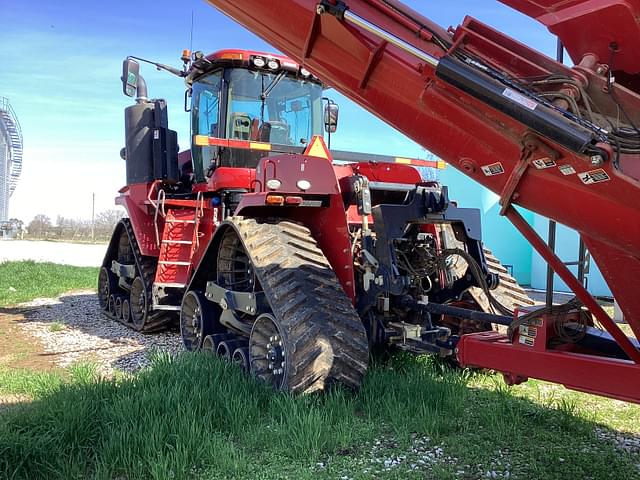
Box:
152;304;182;312
162;239;194;245
154;282;187;288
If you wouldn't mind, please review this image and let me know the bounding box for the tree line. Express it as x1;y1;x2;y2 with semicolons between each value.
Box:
25;210;124;242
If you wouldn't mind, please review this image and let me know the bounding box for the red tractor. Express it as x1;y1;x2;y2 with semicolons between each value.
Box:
100;48;531;393
201;0;640;403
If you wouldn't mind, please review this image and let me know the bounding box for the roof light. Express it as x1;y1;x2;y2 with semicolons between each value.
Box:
297;180;311;191
267;59;280;70
221;52;244;61
252;56;266;68
266;179;282;190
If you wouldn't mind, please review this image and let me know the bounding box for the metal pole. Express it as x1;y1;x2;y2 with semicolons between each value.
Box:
91;192;95;242
545;38;565;308
577;239;586;285
341;10;440;68
545;219;557;307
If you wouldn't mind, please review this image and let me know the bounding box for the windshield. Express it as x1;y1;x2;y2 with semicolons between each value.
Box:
227;69;323;146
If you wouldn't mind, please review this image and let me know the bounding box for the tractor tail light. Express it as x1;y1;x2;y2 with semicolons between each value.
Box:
285;196;303;205
266;195;285;205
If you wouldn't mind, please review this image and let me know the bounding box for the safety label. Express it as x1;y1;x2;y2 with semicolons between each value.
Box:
532;157;556;170
558;164;576;176
518;335;535;347
519;325;537;338
503;88;538;111
578;168;610;185
525;317;543;327
481;162;505;176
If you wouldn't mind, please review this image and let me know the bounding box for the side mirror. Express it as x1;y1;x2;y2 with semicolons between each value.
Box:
324;103;339;133
122;59;140;97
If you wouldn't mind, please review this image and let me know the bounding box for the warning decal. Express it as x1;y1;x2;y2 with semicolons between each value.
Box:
558;164;576;176
519;325;537;338
519;335;535;347
578;169;610;185
532;157;556;170
502;88;538;111
481;162;505;176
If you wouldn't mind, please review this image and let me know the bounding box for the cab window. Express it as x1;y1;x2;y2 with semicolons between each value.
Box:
191;71;222;181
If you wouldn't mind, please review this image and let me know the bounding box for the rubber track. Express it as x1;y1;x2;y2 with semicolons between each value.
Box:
226;216;369;393
101;218;175;333
469;246;535;312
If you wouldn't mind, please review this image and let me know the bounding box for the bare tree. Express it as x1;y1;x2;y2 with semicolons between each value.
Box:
25;210;123;241
27;214;52;238
94;209;124;239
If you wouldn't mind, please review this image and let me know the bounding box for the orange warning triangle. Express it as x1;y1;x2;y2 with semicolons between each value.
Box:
303;135;332;160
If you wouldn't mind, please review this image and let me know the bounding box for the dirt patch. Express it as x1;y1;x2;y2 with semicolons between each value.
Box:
0;309;60;371
2;291;181;375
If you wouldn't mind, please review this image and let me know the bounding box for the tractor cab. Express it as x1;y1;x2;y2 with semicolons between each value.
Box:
186;50;333;183
119;50;338;192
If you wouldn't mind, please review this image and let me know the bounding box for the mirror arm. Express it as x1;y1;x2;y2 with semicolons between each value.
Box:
136;75;149;103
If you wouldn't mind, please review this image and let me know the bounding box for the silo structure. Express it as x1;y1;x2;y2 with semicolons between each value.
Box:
0;97;23;221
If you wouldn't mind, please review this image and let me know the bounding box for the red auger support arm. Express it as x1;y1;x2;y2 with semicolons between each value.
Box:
207;0;640;401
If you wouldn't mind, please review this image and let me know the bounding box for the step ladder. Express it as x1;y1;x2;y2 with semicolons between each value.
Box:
152;193;204;311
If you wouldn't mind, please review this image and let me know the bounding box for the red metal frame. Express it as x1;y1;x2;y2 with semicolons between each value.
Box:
205;0;640;401
457;330;640;403
500;0;640;78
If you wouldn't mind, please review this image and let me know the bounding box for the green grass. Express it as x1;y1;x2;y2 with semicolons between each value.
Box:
0;261;98;306
48;322;65;333
0;353;638;480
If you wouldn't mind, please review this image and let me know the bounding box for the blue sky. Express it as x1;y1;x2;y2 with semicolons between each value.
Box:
1;0;558;222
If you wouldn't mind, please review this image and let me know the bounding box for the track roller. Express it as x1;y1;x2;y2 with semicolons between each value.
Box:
114;296;124;319
122;299;130;323
108;294;117;317
180;290;220;351
202;335;216;353
211;333;234;350
216;339;248;361
232;347;250;371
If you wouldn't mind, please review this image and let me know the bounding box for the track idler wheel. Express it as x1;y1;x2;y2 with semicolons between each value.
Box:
180;290;220;351
129;277;148;332
98;267;117;310
249;313;289;389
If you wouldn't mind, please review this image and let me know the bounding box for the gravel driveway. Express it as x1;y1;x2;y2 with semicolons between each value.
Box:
0;240;105;267
14;291;181;375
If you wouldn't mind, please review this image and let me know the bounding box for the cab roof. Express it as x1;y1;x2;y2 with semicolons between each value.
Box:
205;49;302;70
